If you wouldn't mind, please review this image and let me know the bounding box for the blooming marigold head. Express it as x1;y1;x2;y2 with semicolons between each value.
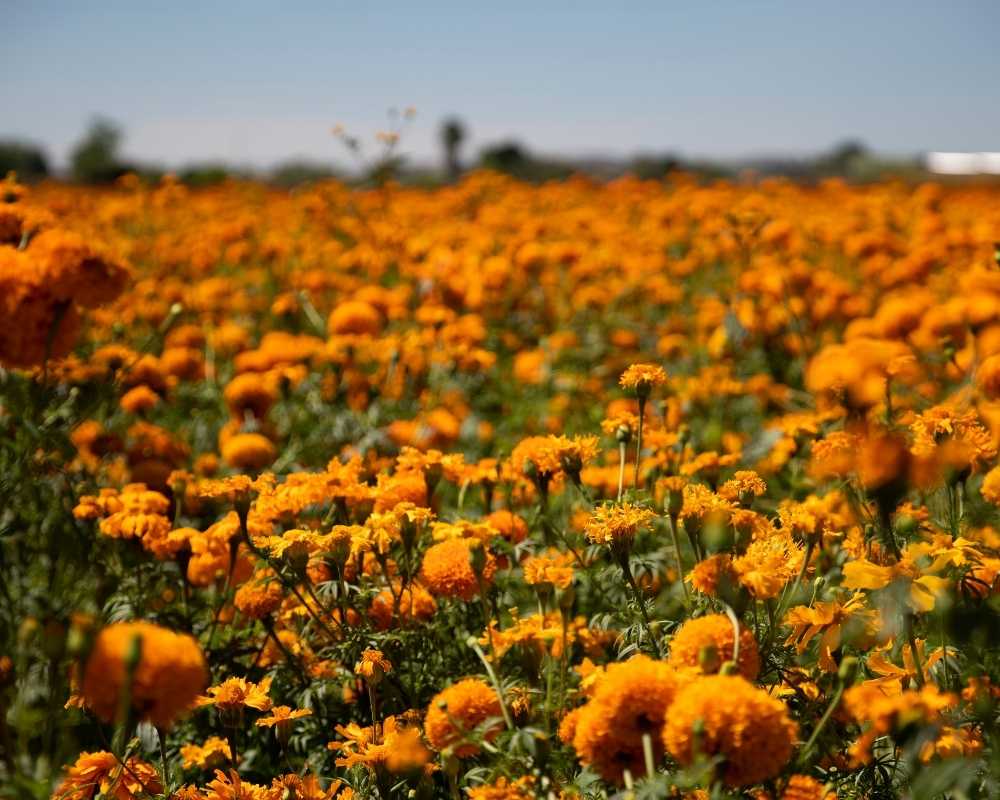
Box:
571;654;678;784
583;502;657;547
56;750;161;800
82;621;207;729
419;537;495;601
355;649;392;683
619;363;668;397
424;678;502;757
662;674;797;787
221;432;277;472
667;613;760;680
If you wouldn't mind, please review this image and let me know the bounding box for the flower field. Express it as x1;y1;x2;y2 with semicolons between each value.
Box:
3;170;1000;799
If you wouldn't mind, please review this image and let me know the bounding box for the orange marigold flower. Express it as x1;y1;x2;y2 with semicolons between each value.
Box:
82;621;207;729
981;466;1000;505
197;676;273;713
355;649;392;682
484;509;528;544
233;572;284;619
424;678;502;757
687;553;737;597
119;384;161;415
368;583;437;629
466;776;536;800
55;751;161;800
327;299;382;336
180;736;232;770
619;363;668;395
583;502;656;546
221;432;277;471
663;675;798;787
223;372;278;419
571;655;678;784
779;775;835;800
667;613;760;680
718;470;767;504
420;538;496;601
522;549;575;590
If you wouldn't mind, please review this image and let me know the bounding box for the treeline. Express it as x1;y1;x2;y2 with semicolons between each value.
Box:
2;116;924;187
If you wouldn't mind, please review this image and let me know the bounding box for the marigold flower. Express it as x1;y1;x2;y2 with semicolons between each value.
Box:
583;502;657;547
424;678;502;757
466;776;536;800
221;432;277;471
420;537;496;601
368;583;437;629
355;649;392;682
484;509;528;544
180;736;232;770
619;363;668;396
571;655;678;783
662;674;798;787
197;676;273;713
81;621;207;729
233;572;284;619
55;751;161;800
667;613;760;680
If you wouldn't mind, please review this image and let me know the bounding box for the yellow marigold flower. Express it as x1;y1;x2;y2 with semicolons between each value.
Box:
663;674;798;787
180;736;232;770
619;363;668;395
82;621;207;729
718;470;767;504
583;502;657;546
256;705;312;744
55;751;161;800
783;592;877;672
221;432;277;471
329;714;431;774
197;676;273;713
571;655;678;784
667;613;760;680
420;537;496;601
424;678;502;757
732;531;804;599
355;649;392;682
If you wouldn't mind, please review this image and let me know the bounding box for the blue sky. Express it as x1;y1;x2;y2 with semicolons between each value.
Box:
4;1;999;169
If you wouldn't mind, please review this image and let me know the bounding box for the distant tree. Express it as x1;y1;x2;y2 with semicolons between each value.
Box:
440;117;467;181
0;140;49;182
70;117;129;183
269;159;339;188
479;141;572;182
179;163;241;187
628;153;681;180
817;139;870;177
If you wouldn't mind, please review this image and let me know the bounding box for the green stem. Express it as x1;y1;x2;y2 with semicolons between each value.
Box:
666;514;689;603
